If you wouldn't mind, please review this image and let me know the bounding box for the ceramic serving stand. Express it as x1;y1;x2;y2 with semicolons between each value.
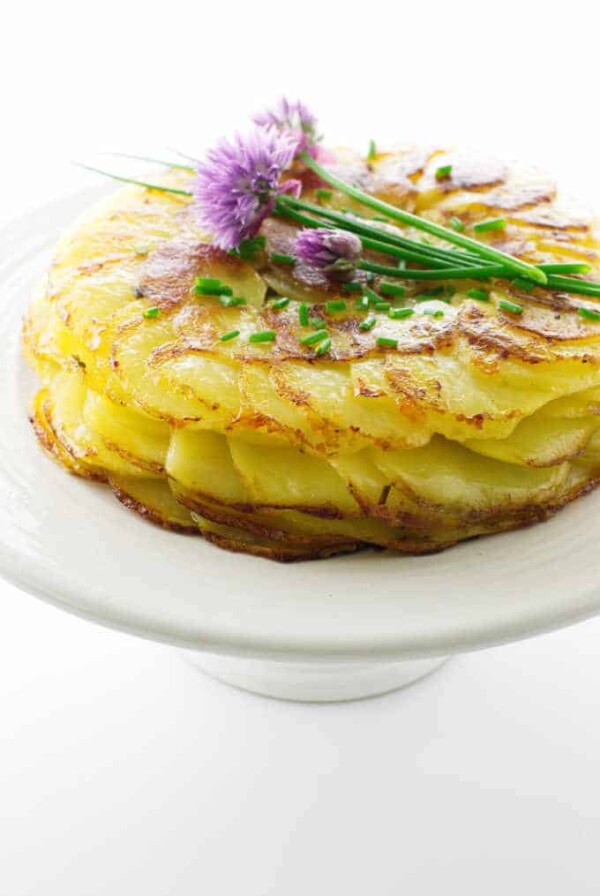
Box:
1;191;599;702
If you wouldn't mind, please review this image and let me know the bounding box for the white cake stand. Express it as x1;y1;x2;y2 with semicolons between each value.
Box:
2;192;600;702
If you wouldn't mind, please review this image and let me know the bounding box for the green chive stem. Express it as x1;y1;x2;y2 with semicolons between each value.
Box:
297;152;547;285
578;307;600;321
105;152;195;172
359;261;507;280
74;162;192;196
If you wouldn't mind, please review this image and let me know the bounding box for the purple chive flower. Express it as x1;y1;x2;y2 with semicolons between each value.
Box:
253;98;319;155
194;129;301;250
295;228;362;281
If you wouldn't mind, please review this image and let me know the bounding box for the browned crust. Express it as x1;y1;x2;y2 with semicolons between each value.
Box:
110;483;198;534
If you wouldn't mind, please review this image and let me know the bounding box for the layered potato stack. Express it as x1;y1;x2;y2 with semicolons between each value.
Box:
22;147;600;560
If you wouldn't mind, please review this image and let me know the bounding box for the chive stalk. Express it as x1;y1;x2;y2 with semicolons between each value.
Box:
298;152;547;284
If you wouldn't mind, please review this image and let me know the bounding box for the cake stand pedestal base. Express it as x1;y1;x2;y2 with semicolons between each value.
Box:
179;651;449;702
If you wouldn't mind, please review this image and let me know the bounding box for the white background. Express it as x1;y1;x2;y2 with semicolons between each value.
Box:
1;1;599;893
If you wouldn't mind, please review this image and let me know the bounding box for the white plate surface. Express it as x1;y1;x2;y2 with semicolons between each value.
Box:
1;190;600;661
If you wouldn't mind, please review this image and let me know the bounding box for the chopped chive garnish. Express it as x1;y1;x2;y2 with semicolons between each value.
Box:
422;308;445;317
435;164;452;180
449;216;465;232
376;336;398;348
578;307;600;322
299;303;309;326
367;139;377;161
238;236;266;261
271;297;290;309
249;330;277;343
498;299;524;315
219;295;247;306
315;337;332;356
315;188;333;202
195;277;223;289
364;286;381;305
379;281;407;298
195;278;233;297
375;301;391;311
359;316;377;331
300;329;329;346
473;218;506;233
397;259;407;270
220;329;240;342
467;288;489;302
355;295;370;311
342;281;363;292
512;277;536;291
270;253;296;265
309;316;323;328
389;308;414;320
416;287;445;299
142;307;160;319
326;300;347;313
